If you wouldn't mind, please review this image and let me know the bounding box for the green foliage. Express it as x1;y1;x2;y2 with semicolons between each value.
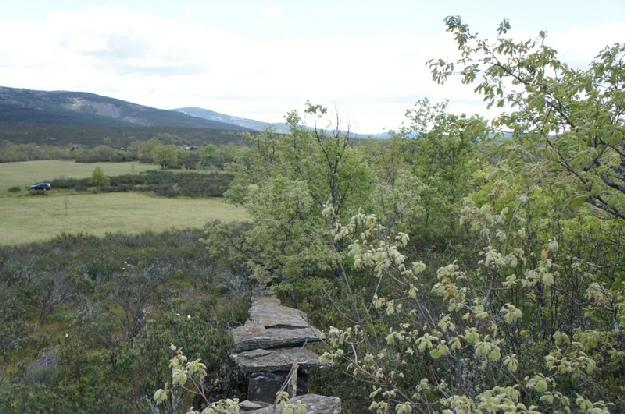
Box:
322;203;621;412
152;143;179;169
391;99;488;241
0;137;241;168
0;124;249;148
50;170;234;198
3;15;625;414
91;166;110;189
430;16;625;221
205;18;625;414
301;18;625;413
223;104;372;287
152;345;238;414
0;229;250;414
0;141;73;162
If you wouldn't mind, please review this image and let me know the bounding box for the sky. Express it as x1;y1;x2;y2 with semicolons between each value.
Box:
1;1;624;133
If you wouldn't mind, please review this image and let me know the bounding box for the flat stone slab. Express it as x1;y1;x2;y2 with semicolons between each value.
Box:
232;297;320;351
232;322;321;352
240;400;270;411
249;297;310;328
231;347;321;373
250;393;341;413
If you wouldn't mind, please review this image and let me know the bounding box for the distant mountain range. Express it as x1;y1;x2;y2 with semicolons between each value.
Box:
0;86;390;146
176;106;390;138
0;86;245;130
175;107;292;134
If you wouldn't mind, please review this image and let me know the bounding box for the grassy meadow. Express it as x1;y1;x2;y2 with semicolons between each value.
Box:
0;160;249;245
0;160;158;192
0;192;249;245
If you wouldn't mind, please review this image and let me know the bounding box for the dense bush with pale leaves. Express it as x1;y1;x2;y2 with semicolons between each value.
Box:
321;202;621;412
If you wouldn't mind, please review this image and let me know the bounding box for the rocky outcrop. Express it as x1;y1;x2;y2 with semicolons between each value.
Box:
230;295;340;413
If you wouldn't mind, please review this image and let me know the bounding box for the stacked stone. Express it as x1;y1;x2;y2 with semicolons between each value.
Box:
230;296;341;413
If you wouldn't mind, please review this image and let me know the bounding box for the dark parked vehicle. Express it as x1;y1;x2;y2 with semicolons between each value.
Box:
30;182;51;191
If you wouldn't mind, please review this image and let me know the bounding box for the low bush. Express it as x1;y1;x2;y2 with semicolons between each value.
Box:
0;226;251;414
49;170;233;197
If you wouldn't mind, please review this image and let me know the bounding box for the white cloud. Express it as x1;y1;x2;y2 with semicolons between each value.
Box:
262;4;282;18
0;7;623;133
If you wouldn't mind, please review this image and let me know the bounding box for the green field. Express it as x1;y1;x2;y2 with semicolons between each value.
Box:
0;160;158;191
0;192;249;245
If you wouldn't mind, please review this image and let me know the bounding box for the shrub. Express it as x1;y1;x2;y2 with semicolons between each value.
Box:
47;171;233;197
0;227;251;413
7;186;21;192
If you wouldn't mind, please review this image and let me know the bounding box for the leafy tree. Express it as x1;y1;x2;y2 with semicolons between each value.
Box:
91;166;109;191
93;145;115;161
429;16;625;221
400;99;488;243
152;144;179;169
198;144;216;168
132;138;163;163
179;149;201;170
223;103;372;289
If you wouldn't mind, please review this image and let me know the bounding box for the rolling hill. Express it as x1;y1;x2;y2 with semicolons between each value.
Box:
0;86;252;146
0;86;389;147
0;86;245;130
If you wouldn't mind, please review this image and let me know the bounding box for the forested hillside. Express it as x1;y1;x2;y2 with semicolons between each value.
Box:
0;86;251;148
0;86;245;129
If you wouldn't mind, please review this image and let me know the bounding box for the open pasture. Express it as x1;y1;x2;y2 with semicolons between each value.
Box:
0;160;158;192
0;192;249;245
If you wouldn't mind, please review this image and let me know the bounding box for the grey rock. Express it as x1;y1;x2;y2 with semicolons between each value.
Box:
233;321;321;352
247;371;308;403
240;400;270;411
231;347;321;374
250;393;341;413
232;297;321;352
230;295;338;410
249;297;310;328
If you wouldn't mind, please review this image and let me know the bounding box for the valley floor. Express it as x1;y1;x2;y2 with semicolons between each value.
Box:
0;192;249;245
0;160;158;191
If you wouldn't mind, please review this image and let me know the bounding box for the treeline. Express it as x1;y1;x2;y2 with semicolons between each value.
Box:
49;170;234;198
0;141;74;162
0;139;241;169
0;122;249;147
0;229;250;413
